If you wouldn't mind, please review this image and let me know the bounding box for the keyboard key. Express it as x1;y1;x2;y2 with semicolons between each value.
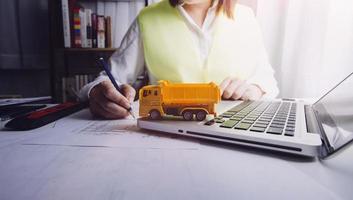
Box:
253;123;267;128
258;119;271;123
242;120;255;124
248;113;259;117
226;111;238;114
274;121;286;124
286;125;295;129
229;101;252;112
234;114;246;118
286;123;294;127
252;111;263;114
204;120;215;126
220;120;239;128
230;116;243;121
250;127;266;132
284;130;295;136
234;122;252;130
271;124;285;128
270;124;284;128
285;127;295;132
215;119;225;123
220;114;233;118
267;127;283;135
273;117;286;121
245;117;257;121
288;119;296;123
261;115;273;118
255;121;269;125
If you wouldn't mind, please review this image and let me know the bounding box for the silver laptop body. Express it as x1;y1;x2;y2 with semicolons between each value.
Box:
138;73;353;158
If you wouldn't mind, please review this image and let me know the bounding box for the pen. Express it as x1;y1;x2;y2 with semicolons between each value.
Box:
98;57;136;119
0;105;47;121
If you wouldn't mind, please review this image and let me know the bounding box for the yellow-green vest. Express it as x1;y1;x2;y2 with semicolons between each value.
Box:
138;0;262;84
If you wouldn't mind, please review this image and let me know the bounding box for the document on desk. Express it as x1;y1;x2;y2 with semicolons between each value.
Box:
0;96;51;107
21;109;199;150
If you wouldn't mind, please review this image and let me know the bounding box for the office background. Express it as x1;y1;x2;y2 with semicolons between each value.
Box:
0;0;352;100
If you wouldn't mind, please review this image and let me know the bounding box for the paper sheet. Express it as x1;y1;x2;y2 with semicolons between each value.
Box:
0;96;51;107
18;109;200;150
77;120;138;135
0;139;343;200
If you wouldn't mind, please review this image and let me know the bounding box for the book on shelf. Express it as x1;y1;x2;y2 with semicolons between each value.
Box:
86;9;93;48
61;75;97;102
97;15;105;48
105;16;112;48
92;13;98;48
60;0;113;49
61;0;71;48
79;9;87;48
73;7;81;47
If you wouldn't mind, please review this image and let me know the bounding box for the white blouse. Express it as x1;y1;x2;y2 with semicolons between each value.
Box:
79;3;279;101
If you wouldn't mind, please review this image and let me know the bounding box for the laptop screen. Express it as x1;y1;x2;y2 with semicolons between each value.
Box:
313;72;353;154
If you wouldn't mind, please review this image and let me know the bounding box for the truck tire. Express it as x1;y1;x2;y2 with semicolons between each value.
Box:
196;110;207;121
149;110;161;120
182;110;193;121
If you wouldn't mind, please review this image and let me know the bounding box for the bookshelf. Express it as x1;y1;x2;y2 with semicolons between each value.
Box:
57;48;116;75
83;0;146;2
49;0;147;102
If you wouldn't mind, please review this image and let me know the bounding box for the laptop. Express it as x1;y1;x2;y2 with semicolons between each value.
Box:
137;72;353;158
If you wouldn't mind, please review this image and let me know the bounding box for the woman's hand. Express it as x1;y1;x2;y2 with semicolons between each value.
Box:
89;80;136;119
220;77;264;101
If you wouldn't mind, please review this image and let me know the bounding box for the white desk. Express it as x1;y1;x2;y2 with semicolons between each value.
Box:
0;106;353;200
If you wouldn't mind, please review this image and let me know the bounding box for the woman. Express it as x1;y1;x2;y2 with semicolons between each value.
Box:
79;0;279;119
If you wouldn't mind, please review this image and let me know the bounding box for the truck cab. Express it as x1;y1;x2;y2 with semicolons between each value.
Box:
139;86;163;119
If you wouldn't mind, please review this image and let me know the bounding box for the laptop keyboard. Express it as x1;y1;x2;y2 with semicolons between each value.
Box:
204;101;297;136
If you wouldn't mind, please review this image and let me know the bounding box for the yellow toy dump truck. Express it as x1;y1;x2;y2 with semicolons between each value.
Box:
139;80;221;121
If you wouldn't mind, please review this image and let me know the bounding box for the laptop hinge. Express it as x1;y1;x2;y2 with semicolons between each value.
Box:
304;105;334;158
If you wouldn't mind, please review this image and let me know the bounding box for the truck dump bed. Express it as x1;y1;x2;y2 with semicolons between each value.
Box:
159;81;220;104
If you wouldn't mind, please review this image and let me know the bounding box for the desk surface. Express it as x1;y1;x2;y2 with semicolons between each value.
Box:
0;105;353;200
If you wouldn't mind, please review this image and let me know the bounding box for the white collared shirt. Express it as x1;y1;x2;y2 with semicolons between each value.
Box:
79;3;279;101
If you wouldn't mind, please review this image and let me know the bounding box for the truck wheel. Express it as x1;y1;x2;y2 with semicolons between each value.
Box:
196;110;207;121
149;110;161;120
182;110;193;121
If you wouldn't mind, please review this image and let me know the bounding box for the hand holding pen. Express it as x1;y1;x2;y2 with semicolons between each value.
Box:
88;58;136;119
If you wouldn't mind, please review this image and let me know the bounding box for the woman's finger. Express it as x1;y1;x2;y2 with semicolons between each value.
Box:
223;79;244;99
100;81;131;110
231;81;250;100
241;85;264;101
121;84;136;103
219;77;232;94
89;99;121;119
96;92;130;117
